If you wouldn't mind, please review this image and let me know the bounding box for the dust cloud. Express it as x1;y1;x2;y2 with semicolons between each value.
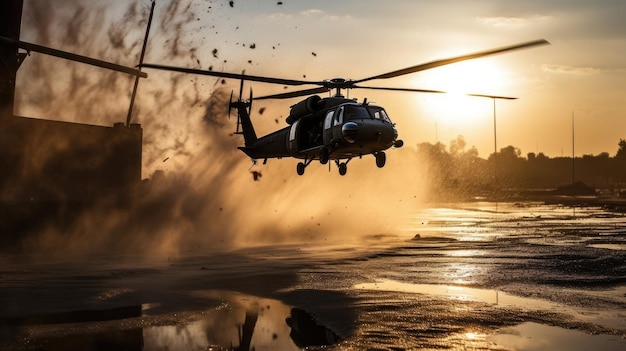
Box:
13;0;430;258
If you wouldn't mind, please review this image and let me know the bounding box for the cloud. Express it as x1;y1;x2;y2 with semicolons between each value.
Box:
542;64;602;75
476;15;552;29
301;9;324;16
267;12;293;20
299;9;351;21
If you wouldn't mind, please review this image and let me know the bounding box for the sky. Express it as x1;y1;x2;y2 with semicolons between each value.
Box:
16;0;626;159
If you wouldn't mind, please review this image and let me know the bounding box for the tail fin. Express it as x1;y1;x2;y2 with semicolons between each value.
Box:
230;78;257;146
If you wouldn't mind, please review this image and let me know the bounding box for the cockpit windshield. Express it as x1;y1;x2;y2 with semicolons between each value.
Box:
368;106;392;122
342;105;372;121
339;104;393;123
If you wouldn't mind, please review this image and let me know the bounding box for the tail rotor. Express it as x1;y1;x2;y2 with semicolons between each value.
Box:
248;88;253;116
229;71;251;136
228;90;233;121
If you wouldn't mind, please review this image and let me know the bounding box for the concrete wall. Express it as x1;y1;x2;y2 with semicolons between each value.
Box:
0;116;142;202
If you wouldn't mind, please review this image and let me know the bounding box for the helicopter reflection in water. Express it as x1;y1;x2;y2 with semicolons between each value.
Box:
142;292;339;351
4;292;339;351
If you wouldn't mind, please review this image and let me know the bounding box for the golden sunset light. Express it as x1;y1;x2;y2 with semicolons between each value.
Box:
3;2;626;351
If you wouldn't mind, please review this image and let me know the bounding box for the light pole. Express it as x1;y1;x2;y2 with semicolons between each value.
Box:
467;94;518;199
571;111;575;185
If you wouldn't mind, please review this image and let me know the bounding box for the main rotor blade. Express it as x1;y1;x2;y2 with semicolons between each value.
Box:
353;85;446;94
467;93;518;100
0;36;147;78
140;63;322;86
354;39;550;84
255;87;330;100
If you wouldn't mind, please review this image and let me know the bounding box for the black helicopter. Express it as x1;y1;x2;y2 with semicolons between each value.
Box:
142;39;548;176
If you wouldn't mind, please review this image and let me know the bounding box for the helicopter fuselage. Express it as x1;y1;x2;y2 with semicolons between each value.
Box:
236;96;402;175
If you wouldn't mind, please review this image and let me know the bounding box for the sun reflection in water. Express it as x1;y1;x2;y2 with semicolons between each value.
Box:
464;331;485;340
443;262;481;285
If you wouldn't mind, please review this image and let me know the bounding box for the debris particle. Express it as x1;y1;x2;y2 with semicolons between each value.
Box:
229;1;234;7
274;118;279;124
162;157;169;162
248;60;252;64
251;171;262;181
249;43;256;49
312;52;317;57
212;48;218;58
259;107;266;115
277;2;283;5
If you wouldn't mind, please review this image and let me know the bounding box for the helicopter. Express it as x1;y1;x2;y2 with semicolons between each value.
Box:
141;39;549;176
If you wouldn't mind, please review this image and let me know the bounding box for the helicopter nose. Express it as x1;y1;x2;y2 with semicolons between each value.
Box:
341;122;359;143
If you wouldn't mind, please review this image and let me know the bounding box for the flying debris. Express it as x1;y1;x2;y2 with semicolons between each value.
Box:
251;170;262;181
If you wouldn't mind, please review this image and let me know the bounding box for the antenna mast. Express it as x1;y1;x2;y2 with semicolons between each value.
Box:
126;0;156;127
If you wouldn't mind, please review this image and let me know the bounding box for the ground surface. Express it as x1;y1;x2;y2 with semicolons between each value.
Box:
2;202;626;350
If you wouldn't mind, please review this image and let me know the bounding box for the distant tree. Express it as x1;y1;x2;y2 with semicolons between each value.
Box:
616;139;626;159
416;141;453;192
449;135;466;156
496;145;522;161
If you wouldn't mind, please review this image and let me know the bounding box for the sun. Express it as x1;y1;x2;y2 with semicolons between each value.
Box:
412;59;510;125
421;59;508;95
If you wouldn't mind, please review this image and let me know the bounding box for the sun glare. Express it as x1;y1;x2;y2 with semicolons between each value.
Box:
424;59;508;95
413;59;510;126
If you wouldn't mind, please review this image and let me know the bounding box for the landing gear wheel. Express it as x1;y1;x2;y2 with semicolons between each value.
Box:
296;162;305;176
338;163;347;176
319;148;330;165
375;152;386;168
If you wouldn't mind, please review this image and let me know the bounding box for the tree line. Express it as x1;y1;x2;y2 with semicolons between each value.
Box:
414;136;626;198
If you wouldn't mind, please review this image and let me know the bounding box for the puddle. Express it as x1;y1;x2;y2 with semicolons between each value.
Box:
144;294;302;351
143;292;340;351
489;322;626;351
354;279;626;329
2;291;340;351
589;243;626;251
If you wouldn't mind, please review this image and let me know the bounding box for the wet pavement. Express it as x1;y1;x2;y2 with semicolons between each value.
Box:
1;202;626;350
